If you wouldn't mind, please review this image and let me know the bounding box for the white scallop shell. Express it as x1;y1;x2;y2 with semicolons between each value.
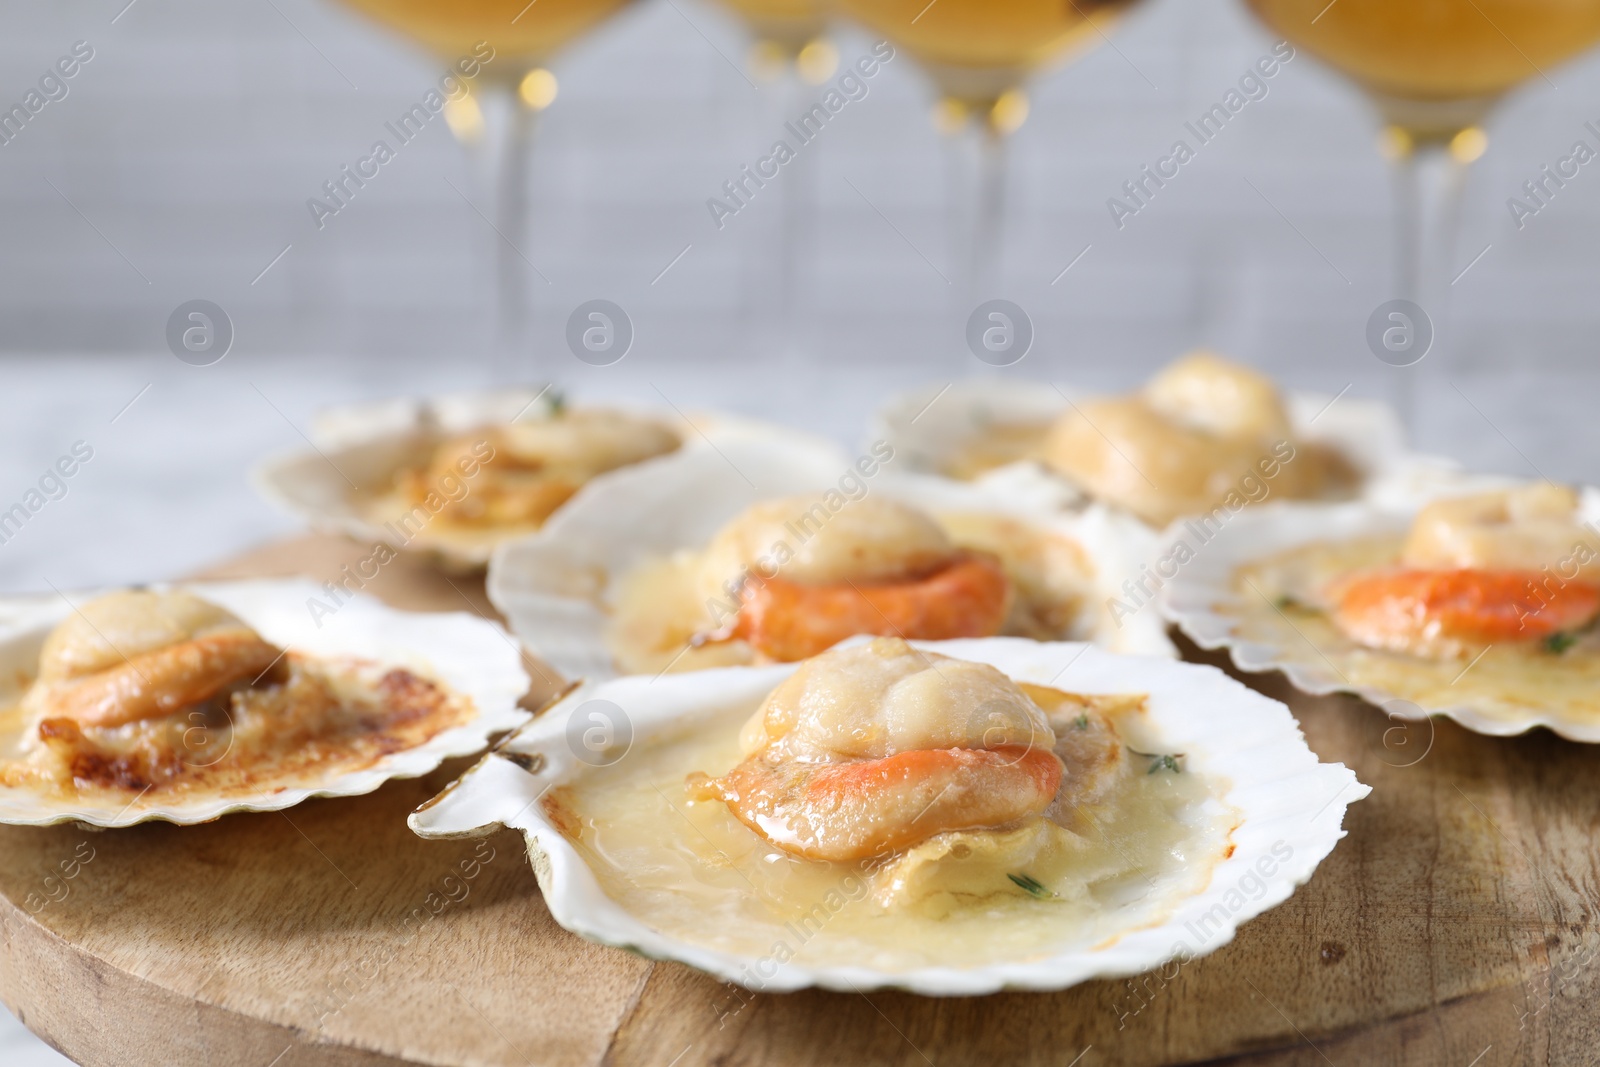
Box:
0;578;530;827
486;436;1175;682
409;637;1367;994
252;387;836;570
1158;483;1600;740
871;378;1453;519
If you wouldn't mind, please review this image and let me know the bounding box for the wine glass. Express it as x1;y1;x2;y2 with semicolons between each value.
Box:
1243;0;1600;426
332;0;639;376
830;0;1141;306
704;0;837;358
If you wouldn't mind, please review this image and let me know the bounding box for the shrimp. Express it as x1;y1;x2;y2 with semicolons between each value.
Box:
1331;567;1600;658
689;639;1063;861
726;552;1012;662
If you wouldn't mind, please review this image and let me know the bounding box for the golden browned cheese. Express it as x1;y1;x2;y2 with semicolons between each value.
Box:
334;0;637;64
1043;352;1339;526
7;590;474;799
405;409;680;530
834;0;1131;74
1248;0;1600;102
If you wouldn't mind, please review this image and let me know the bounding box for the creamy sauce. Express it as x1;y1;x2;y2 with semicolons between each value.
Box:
607;552;758;675
605;513;1096;676
1227;536;1600;723
554;689;1234;972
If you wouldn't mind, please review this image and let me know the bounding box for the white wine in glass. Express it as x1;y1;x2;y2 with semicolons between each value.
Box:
1244;0;1600;424
334;0;639;373
831;0;1140;304
711;0;834;73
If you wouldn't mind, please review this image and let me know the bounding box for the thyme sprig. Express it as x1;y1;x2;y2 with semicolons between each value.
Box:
1007;873;1057;899
1127;747;1184;774
1545;631;1578;654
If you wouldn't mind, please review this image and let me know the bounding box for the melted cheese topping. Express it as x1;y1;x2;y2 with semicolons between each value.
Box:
0;589;478;801
552;679;1233;970
1;655;475;800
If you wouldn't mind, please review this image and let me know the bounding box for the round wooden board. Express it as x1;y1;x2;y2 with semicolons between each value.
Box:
2;535;1596;1067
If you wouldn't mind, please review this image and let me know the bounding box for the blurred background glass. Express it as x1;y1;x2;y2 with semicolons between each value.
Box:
333;0;642;376
1244;0;1600;426
832;0;1140;308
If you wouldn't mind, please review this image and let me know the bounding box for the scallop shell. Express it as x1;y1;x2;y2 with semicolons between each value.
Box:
1158;482;1600;740
253;387;835;570
871;378;1451;517
0;578;530;827
486;435;1174;682
409;637;1367;994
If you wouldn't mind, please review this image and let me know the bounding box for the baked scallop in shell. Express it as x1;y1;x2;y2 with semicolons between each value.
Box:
873;352;1448;528
0;579;530;826
410;636;1367;993
254;387;829;570
486;434;1172;682
1160;479;1600;740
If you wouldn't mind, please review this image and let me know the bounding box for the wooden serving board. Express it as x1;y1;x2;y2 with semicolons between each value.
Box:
2;534;1597;1067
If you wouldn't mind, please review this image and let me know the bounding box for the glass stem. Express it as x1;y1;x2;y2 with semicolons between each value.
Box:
494;93;538;382
971;122;1007;307
1388;141;1468;439
776;69;810;365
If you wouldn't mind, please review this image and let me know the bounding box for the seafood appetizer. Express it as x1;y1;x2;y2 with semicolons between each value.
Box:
488;436;1171;682
0;580;529;825
1162;481;1600;739
376;406;679;545
257;388;819;569
411;637;1365;993
875;352;1433;527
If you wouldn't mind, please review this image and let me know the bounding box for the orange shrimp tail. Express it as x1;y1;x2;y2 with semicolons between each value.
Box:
1334;567;1600;651
733;553;1011;662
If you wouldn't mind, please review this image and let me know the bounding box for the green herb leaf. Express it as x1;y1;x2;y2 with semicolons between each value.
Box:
1545;631;1578;654
546;389;568;416
1147;754;1182;775
1007;873;1056;899
1275;595;1295;610
1072;714;1089;731
1127;747;1184;774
